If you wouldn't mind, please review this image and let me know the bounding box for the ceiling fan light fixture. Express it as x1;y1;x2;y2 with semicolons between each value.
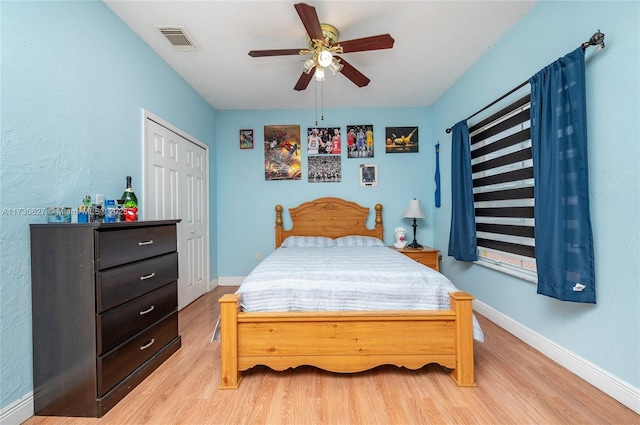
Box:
302;57;316;74
248;3;394;91
314;67;325;81
317;49;333;68
328;58;343;75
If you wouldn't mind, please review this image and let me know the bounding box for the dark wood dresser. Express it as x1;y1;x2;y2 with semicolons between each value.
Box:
30;220;181;417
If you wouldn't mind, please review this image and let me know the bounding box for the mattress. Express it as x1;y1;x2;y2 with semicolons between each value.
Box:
237;246;484;341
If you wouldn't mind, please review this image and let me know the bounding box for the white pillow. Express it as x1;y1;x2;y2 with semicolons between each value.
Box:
334;235;385;247
281;236;335;248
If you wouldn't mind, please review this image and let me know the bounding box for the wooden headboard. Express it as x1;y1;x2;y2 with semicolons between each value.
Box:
275;197;383;248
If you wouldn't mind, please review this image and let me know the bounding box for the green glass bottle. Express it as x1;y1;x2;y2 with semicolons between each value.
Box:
121;176;138;221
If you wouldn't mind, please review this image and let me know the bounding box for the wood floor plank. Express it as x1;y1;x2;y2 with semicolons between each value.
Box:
24;286;638;425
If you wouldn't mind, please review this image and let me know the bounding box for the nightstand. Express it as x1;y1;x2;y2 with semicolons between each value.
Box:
391;246;440;271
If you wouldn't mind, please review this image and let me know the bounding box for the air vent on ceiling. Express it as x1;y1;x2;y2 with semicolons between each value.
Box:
156;26;197;51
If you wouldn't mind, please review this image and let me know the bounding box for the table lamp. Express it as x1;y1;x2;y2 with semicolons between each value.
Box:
402;198;426;249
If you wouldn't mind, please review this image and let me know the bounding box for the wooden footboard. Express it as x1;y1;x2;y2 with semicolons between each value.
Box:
219;292;476;389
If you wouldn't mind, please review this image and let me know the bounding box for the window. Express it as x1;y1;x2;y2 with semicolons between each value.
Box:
469;93;537;280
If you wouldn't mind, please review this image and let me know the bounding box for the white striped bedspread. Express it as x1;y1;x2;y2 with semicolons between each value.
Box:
237;246;484;341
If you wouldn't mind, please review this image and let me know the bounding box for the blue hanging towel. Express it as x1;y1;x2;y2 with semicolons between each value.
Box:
435;143;441;208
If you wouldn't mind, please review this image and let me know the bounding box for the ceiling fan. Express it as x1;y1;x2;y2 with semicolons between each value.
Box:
248;2;394;91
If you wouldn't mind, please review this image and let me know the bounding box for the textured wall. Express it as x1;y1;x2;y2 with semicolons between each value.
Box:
2;0;638;415
0;1;216;409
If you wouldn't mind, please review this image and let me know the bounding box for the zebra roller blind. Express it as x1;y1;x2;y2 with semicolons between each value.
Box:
469;94;536;272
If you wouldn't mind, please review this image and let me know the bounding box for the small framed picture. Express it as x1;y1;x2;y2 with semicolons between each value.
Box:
385;126;418;153
240;129;254;149
359;164;378;187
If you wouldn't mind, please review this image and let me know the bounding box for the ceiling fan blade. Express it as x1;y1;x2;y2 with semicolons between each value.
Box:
248;48;304;57
338;34;395;53
294;3;325;42
335;56;370;88
294;69;315;91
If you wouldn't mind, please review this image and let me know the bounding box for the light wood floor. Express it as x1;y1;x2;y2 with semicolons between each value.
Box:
26;286;638;425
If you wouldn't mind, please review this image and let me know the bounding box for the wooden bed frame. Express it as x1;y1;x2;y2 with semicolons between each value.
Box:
219;197;476;389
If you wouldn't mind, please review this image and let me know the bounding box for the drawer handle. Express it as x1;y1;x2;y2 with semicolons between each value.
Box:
139;305;155;315
138;240;154;246
140;339;155;350
140;273;156;281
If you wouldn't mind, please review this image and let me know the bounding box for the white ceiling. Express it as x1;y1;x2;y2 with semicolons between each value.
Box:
104;0;538;111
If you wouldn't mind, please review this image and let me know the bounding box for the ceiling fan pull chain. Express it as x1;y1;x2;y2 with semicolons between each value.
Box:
315;79;319;126
321;80;324;122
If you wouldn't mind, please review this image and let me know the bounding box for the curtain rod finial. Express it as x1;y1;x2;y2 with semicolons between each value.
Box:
445;128;452;134
583;29;605;50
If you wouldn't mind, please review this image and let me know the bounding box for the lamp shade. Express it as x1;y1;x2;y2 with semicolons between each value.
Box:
314;67;325;81
328;58;343;75
302;57;316;74
317;49;333;68
402;198;426;219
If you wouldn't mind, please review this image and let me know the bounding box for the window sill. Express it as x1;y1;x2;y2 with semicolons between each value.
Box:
474;258;537;284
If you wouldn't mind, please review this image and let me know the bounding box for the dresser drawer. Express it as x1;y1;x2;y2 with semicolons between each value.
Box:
97;282;177;354
391;246;440;271
96;252;178;313
97;312;178;397
409;253;439;270
95;225;177;270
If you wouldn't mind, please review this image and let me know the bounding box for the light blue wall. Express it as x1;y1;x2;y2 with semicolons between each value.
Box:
432;1;639;389
0;1;217;409
215;107;436;276
2;0;638;415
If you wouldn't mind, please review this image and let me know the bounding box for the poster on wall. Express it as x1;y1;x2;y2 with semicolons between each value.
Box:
239;129;254;149
308;156;341;183
346;125;374;158
306;127;341;155
385;126;419;153
264;125;302;181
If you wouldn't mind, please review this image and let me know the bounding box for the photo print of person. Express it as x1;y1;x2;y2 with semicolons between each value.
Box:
306;127;341;155
264;124;302;181
359;163;378;187
308;156;341;183
385;126;419;153
346;125;374;158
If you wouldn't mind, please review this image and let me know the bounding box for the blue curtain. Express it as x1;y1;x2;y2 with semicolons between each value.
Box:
448;120;477;261
529;47;595;303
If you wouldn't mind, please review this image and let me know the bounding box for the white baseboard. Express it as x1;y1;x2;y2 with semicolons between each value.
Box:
207;277;219;292
474;300;640;415
217;276;245;286
0;391;33;425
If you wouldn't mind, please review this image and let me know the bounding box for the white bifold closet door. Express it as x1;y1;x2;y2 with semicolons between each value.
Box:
144;114;209;310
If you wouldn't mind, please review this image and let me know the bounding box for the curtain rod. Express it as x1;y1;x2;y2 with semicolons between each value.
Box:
445;30;605;134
